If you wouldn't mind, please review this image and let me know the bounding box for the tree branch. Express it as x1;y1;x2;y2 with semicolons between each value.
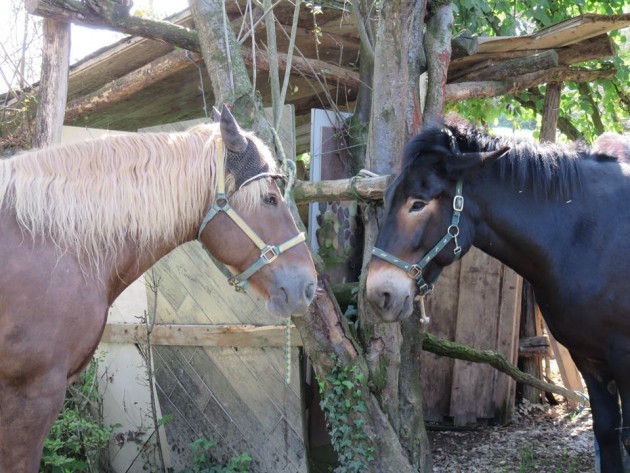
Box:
423;332;586;405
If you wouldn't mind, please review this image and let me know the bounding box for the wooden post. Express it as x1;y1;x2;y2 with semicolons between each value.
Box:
540;81;562;143
33;18;70;148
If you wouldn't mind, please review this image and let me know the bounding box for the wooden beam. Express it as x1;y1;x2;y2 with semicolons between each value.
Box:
445;66;616;102
26;0;200;52
293;174;391;204
453;50;559;83
518;335;550;358
34;18;70;147
65;49;202;122
102;323;303;346
540;82;562;142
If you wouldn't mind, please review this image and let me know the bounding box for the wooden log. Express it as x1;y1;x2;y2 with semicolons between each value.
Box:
26;0;200;51
65;49;202;122
454;50;559;83
293;174;391;204
34;18;70;147
540;82;562;142
445;66;616;102
451;29;478;59
519;336;550;357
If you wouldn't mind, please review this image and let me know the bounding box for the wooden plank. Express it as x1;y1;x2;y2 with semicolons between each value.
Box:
449;249;503;425
102;323;303;347
491;267;522;423
421;259;461;422
543;314;584;408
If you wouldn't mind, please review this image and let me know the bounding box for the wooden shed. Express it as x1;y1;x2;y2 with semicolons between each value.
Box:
6;3;630;469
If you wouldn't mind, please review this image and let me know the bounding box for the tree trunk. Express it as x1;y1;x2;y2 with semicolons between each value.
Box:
33;17;70;147
188;0;267;136
424;1;453;119
360;3;431;471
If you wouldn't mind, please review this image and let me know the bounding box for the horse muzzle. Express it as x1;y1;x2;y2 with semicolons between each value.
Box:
366;264;415;322
266;266;317;318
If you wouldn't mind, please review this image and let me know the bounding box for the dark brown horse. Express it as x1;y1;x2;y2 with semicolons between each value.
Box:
366;116;630;472
0;107;316;472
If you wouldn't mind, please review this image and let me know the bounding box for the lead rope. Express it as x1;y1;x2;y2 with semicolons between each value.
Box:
417;295;431;325
285;316;292;386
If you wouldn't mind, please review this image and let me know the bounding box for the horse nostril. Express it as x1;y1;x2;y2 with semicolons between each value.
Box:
281;286;289;304
381;291;391;310
305;282;316;301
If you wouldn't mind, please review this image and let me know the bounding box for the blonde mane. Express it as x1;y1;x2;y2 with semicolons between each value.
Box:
0;123;277;269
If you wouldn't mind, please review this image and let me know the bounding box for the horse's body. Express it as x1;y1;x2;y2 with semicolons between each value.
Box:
0;108;316;472
366;117;630;472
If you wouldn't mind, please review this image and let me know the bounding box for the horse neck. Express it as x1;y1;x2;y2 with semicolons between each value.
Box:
467;170;574;285
104;230;197;304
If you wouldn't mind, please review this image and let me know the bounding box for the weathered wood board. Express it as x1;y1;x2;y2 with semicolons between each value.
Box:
138;116;306;472
421;248;522;426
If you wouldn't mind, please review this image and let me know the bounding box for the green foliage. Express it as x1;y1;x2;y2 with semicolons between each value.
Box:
40;359;115;473
450;0;629;140
181;438;252;473
317;356;375;473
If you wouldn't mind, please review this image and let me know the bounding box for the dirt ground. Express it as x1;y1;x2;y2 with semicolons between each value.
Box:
428;399;596;473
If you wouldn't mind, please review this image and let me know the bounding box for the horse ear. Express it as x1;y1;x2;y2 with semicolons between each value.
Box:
444;146;510;174
212;106;221;123
220;106;248;153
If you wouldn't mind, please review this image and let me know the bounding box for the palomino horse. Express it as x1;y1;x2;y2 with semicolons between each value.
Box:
366;116;630;472
0;107;316;472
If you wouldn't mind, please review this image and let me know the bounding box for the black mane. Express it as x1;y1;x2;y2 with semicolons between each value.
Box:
403;115;597;200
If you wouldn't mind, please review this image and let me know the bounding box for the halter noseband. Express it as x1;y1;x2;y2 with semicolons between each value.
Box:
371;179;464;296
197;143;305;292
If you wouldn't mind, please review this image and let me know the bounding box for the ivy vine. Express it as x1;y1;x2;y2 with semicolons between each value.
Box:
317;356;375;473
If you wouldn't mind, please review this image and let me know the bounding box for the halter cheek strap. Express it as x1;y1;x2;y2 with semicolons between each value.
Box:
372;179;464;296
197;145;306;292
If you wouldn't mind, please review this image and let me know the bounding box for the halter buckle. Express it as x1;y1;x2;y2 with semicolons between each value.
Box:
407;264;422;280
418;282;434;296
453;195;464;212
260;245;279;263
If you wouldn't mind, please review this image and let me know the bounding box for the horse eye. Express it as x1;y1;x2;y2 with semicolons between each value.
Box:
409;200;426;212
263;194;278;206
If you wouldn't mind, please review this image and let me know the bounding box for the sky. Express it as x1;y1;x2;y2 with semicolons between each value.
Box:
69;0;189;62
0;0;189;93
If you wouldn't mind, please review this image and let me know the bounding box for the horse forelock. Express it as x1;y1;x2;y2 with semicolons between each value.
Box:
0;124;276;270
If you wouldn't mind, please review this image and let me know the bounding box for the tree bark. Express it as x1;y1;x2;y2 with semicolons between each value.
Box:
65;50;202;122
453;50;559;83
445;67;615;102
34;18;70;147
362;2;431;471
188;0;266;135
424;1;453;119
26;0;200;51
423;333;584;404
540;82;561;143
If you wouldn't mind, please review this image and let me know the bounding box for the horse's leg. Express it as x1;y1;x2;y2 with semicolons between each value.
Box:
573;355;624;473
609;351;630;472
0;368;68;473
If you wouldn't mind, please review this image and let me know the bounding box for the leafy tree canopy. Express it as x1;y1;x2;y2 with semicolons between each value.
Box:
449;0;629;141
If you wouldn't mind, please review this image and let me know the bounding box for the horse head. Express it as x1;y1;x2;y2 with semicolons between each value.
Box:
197;106;317;318
365;122;508;322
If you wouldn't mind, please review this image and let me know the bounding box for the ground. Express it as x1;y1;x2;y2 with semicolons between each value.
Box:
428;397;595;473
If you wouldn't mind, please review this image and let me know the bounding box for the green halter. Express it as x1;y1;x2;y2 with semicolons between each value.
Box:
371;179;464;296
197;145;305;292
